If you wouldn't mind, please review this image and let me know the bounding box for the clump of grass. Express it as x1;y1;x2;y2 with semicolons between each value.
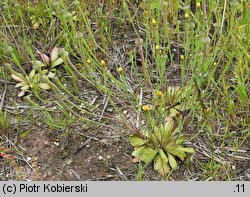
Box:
0;146;24;180
0;110;10;136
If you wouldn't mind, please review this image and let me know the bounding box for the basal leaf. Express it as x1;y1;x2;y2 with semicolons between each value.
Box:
33;74;40;83
39;83;51;90
129;135;146;146
154;155;162;171
140;147;158;164
148;133;158;144
164;116;174;133
33;61;45;70
141;129;149;137
132;146;146;157
174;86;182;100
176;147;195;153
29;69;36;79
154;155;170;177
15;82;26;88
21;84;30;91
167;146;187;161
41;53;50;66
159;148;168;163
51;47;59;63
176;135;187;144
52;58;64;68
47;72;56;78
154;125;162;141
159;162;171;177
11;74;24;82
170;108;179;117
18;90;25;97
167;152;178;170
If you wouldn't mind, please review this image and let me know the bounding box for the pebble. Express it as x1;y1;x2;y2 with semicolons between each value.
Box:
98;156;103;160
26;157;32;162
53;141;60;146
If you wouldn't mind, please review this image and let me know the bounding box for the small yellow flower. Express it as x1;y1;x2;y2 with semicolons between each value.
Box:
213;62;217;66
152;18;157;26
33;22;39;29
100;60;106;67
156;45;160;51
205;108;211;114
159;49;162;55
87;59;92;64
180;55;185;61
118;66;123;73
157;90;163;98
142;105;149;112
185;13;189;19
196;2;201;9
76;63;82;68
